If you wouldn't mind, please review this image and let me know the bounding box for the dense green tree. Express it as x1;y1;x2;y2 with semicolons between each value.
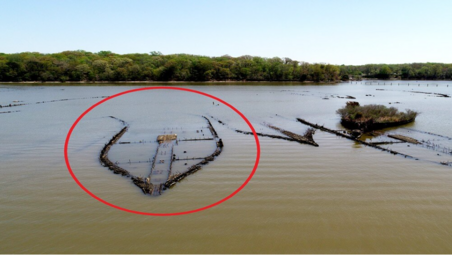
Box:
0;51;451;82
377;65;392;79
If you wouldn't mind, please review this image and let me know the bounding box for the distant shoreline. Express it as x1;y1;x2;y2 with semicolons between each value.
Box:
2;79;452;86
0;80;343;85
2;51;452;83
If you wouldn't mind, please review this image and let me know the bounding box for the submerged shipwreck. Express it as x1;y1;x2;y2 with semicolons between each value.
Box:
336;101;418;134
217;101;451;167
100;116;223;196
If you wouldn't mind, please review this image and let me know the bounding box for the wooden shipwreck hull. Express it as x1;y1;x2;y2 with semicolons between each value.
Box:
99;116;223;196
340;118;415;132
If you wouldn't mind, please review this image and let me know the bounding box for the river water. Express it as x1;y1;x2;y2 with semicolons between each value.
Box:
1;81;452;253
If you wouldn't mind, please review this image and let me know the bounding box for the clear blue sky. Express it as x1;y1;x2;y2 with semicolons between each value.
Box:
1;0;451;65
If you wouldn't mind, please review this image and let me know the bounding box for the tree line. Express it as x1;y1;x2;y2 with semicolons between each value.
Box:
339;63;452;80
0;51;451;82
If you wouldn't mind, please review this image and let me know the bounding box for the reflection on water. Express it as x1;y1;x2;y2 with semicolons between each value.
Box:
1;81;452;253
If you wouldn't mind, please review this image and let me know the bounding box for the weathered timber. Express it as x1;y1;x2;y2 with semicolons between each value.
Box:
210;115;318;146
164;116;223;188
235;129;301;142
180;138;214;141
99;116;226;195
419;140;452;155
340;118;415;132
402;128;452;140
0;103;26;108
369;141;405;145
131;176;154;194
99;125;131;176
157;134;178;143
203;116;218;138
388;134;421;144
1;95;108;109
135;135;177;195
296;118;418;159
109;116;127;125
174;157;206;161
406;90;450;98
0;110;20;114
266;124;318;147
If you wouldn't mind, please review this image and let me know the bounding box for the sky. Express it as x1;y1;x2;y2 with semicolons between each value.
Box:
1;0;451;65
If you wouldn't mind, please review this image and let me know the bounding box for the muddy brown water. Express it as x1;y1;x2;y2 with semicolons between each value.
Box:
1;81;452;253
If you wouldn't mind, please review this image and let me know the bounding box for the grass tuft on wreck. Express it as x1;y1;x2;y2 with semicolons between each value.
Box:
337;101;418;132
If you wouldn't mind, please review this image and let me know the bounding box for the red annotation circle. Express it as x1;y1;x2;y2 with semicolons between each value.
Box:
64;87;260;216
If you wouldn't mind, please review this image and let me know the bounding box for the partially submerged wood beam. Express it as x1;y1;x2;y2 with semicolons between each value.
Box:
296;118;418;159
235;129;301;142
388;134;421;144
99;125;131;176
266;124;318;147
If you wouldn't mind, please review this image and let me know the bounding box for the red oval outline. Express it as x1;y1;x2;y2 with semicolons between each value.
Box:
64;87;260;216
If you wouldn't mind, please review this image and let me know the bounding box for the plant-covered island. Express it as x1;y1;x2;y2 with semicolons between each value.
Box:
337;102;418;132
